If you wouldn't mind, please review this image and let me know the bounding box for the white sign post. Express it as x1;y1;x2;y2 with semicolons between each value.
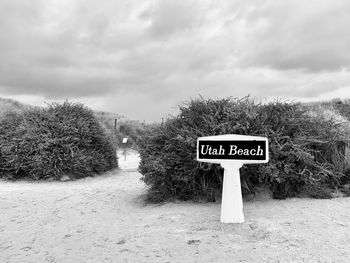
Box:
122;137;128;161
197;134;269;223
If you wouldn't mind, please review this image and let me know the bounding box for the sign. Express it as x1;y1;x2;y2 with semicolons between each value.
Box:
122;138;128;144
198;140;267;162
197;134;268;223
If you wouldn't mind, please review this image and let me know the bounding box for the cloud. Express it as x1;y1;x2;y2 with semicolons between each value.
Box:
145;0;201;39
239;0;350;72
0;0;350;121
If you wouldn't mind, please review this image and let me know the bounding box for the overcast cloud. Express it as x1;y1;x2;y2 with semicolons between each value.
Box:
0;0;350;121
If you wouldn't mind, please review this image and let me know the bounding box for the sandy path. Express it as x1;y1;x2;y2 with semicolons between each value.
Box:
1;151;350;263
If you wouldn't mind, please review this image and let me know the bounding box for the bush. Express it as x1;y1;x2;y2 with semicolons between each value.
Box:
138;97;349;202
0;102;118;180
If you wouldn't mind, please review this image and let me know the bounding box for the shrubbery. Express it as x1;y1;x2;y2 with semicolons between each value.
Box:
0;102;118;180
94;111;149;150
138;97;350;202
117;120;150;149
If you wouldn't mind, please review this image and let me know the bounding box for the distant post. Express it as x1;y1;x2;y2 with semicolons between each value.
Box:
197;134;269;223
114;119;118;131
122;137;128;161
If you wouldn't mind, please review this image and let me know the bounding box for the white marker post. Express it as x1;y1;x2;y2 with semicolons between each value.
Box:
197;134;269;223
122;137;128;161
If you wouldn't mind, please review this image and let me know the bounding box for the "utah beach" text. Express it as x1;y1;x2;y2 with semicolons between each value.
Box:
200;144;264;156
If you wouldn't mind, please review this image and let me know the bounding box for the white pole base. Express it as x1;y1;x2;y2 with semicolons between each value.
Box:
220;162;244;223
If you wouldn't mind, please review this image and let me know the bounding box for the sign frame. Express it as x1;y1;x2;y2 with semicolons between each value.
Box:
197;134;269;164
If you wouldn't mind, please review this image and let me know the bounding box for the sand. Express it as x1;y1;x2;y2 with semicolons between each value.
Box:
1;150;350;263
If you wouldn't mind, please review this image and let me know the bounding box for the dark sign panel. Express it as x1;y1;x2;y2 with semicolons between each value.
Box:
198;140;267;161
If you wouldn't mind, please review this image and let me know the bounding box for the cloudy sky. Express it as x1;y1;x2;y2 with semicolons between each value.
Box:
0;0;350;121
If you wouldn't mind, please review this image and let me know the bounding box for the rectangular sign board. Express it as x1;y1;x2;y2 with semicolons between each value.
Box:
197;134;268;164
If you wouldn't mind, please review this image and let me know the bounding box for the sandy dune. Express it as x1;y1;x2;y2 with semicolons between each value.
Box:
1;151;350;262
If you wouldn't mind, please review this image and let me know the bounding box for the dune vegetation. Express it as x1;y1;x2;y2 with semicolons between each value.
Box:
138;97;350;202
0;101;118;180
94;111;151;150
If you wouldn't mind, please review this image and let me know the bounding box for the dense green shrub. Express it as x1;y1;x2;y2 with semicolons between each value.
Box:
0;102;118;180
138;97;349;202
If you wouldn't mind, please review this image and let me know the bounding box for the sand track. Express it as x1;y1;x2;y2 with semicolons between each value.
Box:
1;151;350;262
